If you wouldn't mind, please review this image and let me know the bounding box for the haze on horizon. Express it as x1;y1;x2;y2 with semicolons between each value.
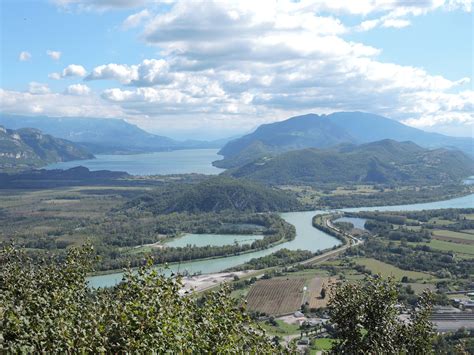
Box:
0;0;472;140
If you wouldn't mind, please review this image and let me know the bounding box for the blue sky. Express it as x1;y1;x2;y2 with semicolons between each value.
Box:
0;0;472;139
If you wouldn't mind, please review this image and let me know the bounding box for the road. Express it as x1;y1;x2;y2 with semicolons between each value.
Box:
297;215;363;266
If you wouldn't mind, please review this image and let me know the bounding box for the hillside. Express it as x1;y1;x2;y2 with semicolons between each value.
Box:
225;140;474;186
124;177;301;213
0;126;94;172
215;112;474;168
0;115;223;154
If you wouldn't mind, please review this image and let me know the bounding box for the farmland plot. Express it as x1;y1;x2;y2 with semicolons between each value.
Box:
246;278;306;315
306;277;337;309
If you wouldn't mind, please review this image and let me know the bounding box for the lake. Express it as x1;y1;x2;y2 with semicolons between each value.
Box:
165;233;264;248
334;217;367;230
87;193;474;288
45;149;224;175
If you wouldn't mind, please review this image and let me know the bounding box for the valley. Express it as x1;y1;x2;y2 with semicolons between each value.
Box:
1;111;473;352
2;3;473;351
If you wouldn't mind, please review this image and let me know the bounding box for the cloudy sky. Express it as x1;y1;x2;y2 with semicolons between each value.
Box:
1;0;472;139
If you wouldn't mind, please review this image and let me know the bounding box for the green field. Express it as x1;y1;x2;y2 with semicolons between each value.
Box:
427;239;474;256
429;218;453;226
432;230;474;241
259;319;300;336
354;258;433;281
311;338;336;351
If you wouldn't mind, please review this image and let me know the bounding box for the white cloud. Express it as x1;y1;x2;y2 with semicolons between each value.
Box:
122;9;150;29
0;88;124;118
6;0;473;137
381;18;411;28
48;72;62;80
46;50;62;60
62;64;87;77
65;83;91;95
19;51;31;61
52;0;153;11
86;59;171;85
354;0;471;32
28;82;51;95
88;0;474;135
49;64;87;79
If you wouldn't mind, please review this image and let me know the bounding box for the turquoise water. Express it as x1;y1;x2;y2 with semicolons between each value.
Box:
88;210;340;288
341;193;474;212
334;217;367;230
88;193;474;288
165;233;264;248
45;149;224;176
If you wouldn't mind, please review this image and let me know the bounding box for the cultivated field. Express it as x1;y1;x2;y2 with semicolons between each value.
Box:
431;230;474;245
246;278;306;315
426;239;474;256
354;258;433;281
306;277;337;309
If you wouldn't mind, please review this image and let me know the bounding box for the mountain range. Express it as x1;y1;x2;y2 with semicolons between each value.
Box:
0;115;224;154
0;126;93;172
215;112;474;168
225;139;474;185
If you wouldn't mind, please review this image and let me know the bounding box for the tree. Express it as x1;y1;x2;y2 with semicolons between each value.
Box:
320;285;326;299
0;245;281;353
328;276;434;354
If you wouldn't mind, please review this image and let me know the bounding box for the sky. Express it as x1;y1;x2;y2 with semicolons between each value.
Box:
0;0;472;140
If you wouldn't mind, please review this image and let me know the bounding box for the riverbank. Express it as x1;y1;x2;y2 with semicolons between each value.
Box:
87;233;293;279
87;193;474;288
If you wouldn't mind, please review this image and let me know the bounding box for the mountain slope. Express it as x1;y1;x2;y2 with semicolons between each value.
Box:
0;126;94;172
124;176;301;213
0;115;227;154
225;140;474;185
216;112;473;168
0;115;180;154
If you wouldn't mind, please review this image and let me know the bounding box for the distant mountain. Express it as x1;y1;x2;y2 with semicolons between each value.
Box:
0;126;94;172
124;176;301;213
215;112;473;168
225;139;474;185
0;115;224;154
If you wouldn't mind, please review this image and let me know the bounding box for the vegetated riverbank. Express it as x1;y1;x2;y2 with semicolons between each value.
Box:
88;231;293;278
315;184;473;209
87;193;474;287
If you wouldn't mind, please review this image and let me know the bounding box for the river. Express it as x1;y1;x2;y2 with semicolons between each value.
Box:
87;193;473;288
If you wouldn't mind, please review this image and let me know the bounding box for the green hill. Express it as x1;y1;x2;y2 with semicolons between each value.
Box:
215;112;474;168
225;140;474;185
0;126;93;172
125;177;301;213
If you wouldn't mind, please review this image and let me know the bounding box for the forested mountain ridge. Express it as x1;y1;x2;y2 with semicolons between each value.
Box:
124;176;302;213
0;126;93;172
215;112;474;168
225;139;474;185
0;115;223;154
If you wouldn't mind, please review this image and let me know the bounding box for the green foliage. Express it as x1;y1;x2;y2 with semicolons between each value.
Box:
0;245;281;353
125;176;302;214
348;209;474;278
328;276;434;354
226;139;474;186
319;185;470;209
